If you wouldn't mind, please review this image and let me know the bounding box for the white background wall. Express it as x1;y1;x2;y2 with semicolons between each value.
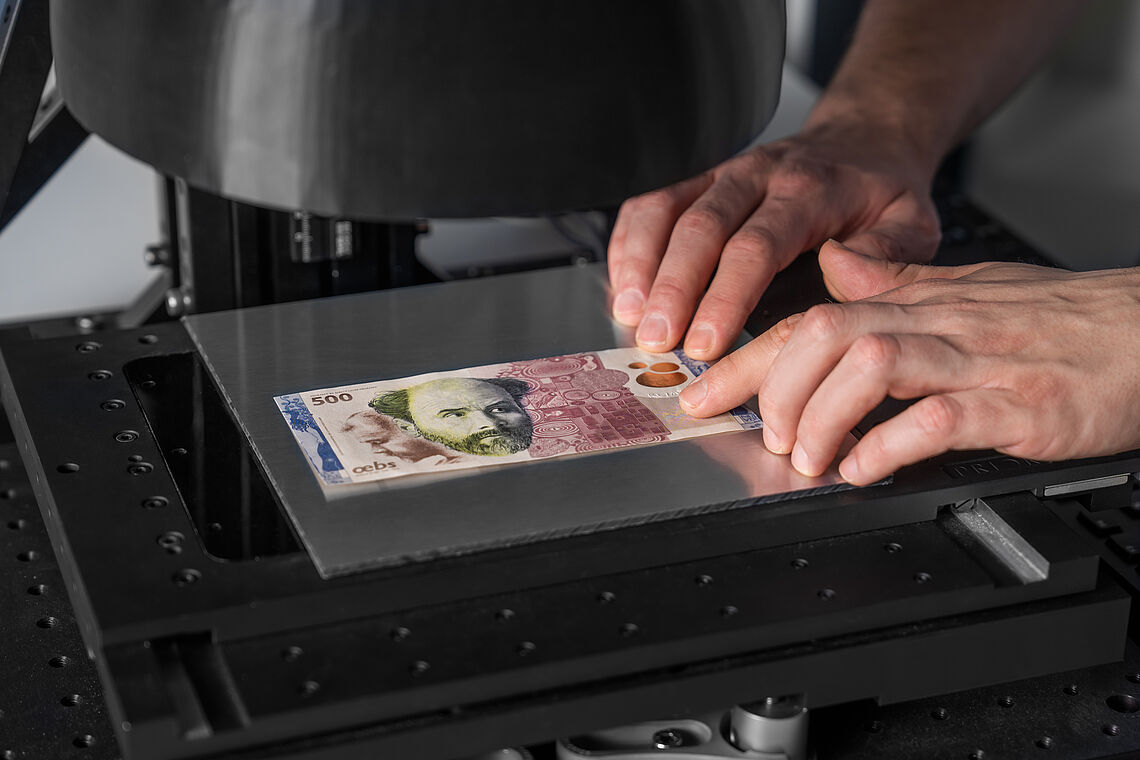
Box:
0;138;160;323
966;1;1140;270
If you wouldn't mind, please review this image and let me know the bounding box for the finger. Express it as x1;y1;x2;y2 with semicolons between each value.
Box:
684;195;820;360
790;333;975;476
756;300;921;454
608;174;712;325
840;193;942;264
819;239;992;303
837;388;1030;486
606;202;632;279
679;313;804;417
636;169;768;352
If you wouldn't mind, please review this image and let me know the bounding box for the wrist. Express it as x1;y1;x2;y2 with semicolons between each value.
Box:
803;88;948;183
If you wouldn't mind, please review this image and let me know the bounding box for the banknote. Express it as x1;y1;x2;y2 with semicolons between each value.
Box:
274;348;763;485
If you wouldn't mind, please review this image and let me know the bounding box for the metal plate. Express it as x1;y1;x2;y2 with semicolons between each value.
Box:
184;264;854;576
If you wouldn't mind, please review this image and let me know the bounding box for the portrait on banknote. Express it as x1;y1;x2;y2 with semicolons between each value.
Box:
275;349;762;485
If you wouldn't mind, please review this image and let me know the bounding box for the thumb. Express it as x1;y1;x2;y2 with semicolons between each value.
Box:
819;239;938;301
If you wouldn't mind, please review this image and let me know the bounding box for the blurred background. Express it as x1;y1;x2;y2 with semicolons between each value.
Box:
2;0;1138;323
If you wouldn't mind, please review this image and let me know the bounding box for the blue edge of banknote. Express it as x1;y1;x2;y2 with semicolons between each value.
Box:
275;351;764;487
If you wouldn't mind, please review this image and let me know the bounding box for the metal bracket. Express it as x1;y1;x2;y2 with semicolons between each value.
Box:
951;498;1049;584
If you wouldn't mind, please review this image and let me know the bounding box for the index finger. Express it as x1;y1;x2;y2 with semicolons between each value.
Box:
607;174;713;326
679;313;804;417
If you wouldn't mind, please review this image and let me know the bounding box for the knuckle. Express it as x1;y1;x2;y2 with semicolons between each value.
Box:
676;203;730;238
769;314;802;347
912;203;943;240
697;290;750;321
849;333;900;374
724;226;779;263
736;147;776;176
801;304;847;341
630;190;678;217
649;275;691;305
874;235;908;262
770;159;834;196
913;395;961;437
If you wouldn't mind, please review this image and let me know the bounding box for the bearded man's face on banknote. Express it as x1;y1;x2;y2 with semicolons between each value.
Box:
371;377;534;456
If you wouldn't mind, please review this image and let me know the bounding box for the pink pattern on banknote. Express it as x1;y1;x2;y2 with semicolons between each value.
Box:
498;353;669;456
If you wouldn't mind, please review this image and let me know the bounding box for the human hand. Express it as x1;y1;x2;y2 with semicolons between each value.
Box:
678;240;1140;485
607;118;941;361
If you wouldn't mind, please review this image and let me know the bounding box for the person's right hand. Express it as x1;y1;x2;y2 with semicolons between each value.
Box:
607;116;943;361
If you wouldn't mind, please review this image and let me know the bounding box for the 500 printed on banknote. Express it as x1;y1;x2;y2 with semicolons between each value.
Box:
274;348;762;485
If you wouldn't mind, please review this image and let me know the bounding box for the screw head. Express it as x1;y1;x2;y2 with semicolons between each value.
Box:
157;532;184;552
652;729;684;749
172;568;200;587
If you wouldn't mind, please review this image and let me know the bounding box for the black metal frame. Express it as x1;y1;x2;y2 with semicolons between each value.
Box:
154;179;441;318
0;0;89;232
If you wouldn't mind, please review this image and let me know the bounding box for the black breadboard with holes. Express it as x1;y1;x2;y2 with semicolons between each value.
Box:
8;408;1140;760
812;638;1140;759
0;441;119;760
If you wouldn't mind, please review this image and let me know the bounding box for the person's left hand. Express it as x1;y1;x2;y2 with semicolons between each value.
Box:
678;240;1140;485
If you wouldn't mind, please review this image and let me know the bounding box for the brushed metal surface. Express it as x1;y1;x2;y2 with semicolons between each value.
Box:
185;264;849;576
52;0;784;219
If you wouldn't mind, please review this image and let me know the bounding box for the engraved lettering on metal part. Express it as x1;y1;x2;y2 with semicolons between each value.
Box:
942;456;1039;480
951;498;1049;584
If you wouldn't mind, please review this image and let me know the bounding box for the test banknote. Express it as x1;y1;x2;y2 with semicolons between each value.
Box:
274;348;763;485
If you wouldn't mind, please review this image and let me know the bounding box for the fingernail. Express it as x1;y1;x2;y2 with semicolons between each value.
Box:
763;426;788;454
612;289;645;323
791;441;816;476
679;378;707;411
636;313;669;348
839;455;860;483
685;325;715;356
